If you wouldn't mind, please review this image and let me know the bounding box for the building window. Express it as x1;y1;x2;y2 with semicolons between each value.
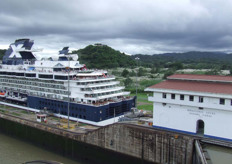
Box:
162;93;167;98
199;107;203;110
189;95;194;101
171;94;175;99
220;98;225;105
180;94;184;100
199;96;204;103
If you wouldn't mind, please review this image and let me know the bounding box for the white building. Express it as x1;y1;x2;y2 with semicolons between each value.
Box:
145;74;232;141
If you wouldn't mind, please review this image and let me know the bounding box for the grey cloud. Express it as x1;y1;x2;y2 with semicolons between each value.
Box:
0;0;232;54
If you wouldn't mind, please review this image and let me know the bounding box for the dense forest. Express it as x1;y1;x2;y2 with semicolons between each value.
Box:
0;50;6;59
133;51;232;69
72;45;136;69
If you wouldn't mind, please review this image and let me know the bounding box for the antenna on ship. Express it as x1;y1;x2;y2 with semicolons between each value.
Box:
67;48;70;129
68;56;70;129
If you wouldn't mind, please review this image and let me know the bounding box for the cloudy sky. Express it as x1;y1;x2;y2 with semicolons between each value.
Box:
0;0;232;55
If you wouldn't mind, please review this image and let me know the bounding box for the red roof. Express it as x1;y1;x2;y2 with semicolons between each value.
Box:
148;77;232;95
168;74;232;82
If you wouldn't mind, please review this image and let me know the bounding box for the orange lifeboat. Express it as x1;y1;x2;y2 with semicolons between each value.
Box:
0;92;5;95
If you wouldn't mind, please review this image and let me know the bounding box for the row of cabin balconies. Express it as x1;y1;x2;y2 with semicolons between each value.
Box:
0;78;66;90
0;70;115;82
83;90;130;101
0;83;70;96
81;86;124;94
0;75;65;85
76;79;113;86
75;76;115;82
82;81;120;88
0;76;64;85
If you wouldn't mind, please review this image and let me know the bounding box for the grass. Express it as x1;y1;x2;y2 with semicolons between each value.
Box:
130;93;152;103
51;117;60;121
11;112;21;116
130;92;153;111
77;123;87;126
0;109;6;113
0;105;16;110
137;104;153;111
20;110;29;114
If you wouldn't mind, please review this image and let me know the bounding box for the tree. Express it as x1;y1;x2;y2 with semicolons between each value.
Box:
124;77;133;87
129;70;136;76
150;67;156;74
138;68;147;76
121;69;129;77
230;67;232;75
163;70;175;79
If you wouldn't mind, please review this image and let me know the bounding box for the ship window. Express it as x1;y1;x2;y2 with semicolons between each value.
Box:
162;93;167;98
220;98;225;105
39;74;53;79
171;94;175;99
189;95;194;101
180;95;184;100
54;75;68;80
199;96;204;103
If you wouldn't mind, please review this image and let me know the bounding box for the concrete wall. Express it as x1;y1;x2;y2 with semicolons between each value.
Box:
83;124;194;164
0;113;195;164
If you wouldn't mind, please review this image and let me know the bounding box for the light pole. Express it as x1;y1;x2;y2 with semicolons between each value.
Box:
135;57;140;107
67;54;70;129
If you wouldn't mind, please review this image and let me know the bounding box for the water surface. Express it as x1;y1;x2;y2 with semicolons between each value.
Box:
206;144;232;164
0;132;83;164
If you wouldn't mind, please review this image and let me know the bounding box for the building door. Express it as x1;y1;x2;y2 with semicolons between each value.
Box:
196;120;204;135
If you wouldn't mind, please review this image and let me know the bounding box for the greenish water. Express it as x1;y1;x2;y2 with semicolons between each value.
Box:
206;144;232;164
0;132;83;164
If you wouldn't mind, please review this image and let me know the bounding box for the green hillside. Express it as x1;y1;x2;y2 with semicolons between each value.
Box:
0;50;6;60
133;51;232;69
72;45;136;69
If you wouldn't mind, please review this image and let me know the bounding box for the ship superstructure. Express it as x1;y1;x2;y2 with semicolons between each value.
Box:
0;39;135;126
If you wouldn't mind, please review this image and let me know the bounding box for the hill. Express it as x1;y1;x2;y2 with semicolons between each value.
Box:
72;45;136;69
0;49;6;60
133;51;232;69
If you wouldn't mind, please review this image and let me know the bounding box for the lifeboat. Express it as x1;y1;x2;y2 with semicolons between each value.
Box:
0;92;6;96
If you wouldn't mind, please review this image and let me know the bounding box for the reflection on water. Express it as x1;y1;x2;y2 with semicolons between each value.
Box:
206;144;232;164
0;132;83;164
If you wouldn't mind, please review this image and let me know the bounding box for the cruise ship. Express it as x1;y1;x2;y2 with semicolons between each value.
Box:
0;39;136;126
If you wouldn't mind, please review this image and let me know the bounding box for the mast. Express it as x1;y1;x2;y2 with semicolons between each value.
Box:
67;54;70;128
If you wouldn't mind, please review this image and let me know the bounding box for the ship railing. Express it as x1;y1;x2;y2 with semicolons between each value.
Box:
91;86;124;94
75;75;115;81
82;86;123;94
85;81;119;88
90;97;133;106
